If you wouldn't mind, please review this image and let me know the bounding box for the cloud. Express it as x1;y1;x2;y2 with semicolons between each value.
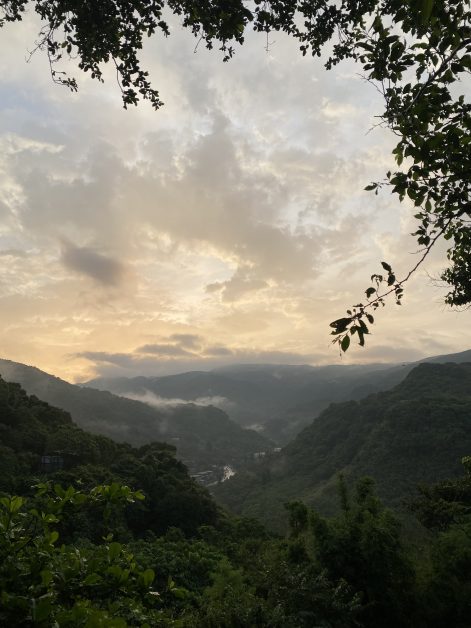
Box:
0;248;27;258
75;351;136;368
122;390;232;411
75;346;323;379
0;13;469;382
60;240;126;286
204;345;234;356
168;333;202;349
206;268;269;302
136;343;195;357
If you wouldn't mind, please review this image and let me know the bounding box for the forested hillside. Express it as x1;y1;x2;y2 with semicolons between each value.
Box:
1;374;471;627
215;363;471;529
0;376;219;534
0;359;270;477
87;350;471;444
87;363;390;440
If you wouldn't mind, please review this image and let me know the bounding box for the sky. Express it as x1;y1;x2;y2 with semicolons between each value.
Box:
0;9;469;382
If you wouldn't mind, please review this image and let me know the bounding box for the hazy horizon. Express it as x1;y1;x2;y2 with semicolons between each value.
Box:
3;346;466;384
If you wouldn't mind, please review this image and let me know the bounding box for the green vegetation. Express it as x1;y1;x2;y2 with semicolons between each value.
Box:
215;363;471;529
88;350;471;447
1;373;471;625
87;363;398;444
0;484;168;626
0;375;219;535
0;359;271;475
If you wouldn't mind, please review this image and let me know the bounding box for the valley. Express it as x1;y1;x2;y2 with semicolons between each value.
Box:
1;350;471;626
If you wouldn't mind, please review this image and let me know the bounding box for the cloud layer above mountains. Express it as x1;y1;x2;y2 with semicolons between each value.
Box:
0;14;467;381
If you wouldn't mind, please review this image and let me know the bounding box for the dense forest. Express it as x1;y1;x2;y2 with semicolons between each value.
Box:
1;371;471;626
215;362;471;529
0;359;271;480
86;349;471;443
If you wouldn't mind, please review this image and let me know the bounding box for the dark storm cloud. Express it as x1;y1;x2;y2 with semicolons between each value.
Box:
61;240;125;286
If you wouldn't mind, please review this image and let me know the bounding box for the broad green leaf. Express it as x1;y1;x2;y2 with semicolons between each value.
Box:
108;542;122;560
141;568;155;587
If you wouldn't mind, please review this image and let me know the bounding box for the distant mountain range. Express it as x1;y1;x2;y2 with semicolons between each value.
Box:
86;363;391;442
0;358;271;475
2;348;470;489
213;361;471;531
85;349;471;443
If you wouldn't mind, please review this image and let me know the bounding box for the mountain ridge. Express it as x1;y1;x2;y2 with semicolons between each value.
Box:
84;349;471;443
0;358;271;476
213;361;471;530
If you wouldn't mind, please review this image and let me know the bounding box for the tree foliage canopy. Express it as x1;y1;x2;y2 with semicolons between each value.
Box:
2;0;471;348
